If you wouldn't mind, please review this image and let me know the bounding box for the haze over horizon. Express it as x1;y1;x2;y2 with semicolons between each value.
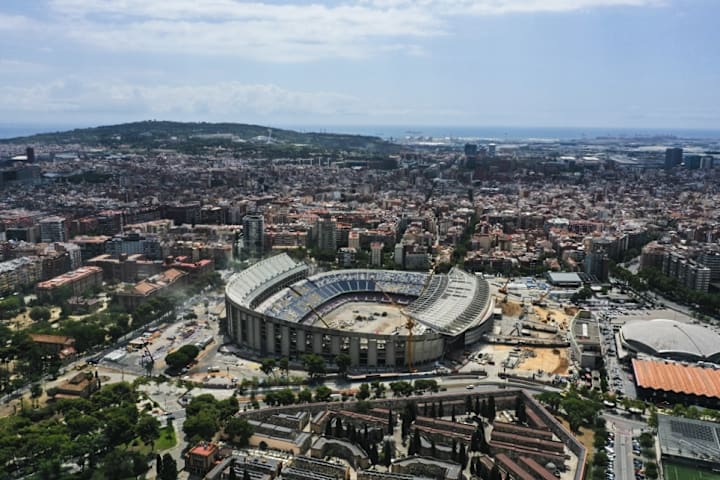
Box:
1;0;719;130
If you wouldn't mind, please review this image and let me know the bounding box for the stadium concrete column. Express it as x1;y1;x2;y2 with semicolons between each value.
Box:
297;329;307;354
313;332;323;355
266;322;275;355
253;316;262;350
226;302;235;338
350;337;360;365
385;340;396;367
280;325;290;357
368;339;378;367
330;336;341;356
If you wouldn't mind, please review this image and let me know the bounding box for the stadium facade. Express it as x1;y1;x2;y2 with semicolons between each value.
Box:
225;254;495;369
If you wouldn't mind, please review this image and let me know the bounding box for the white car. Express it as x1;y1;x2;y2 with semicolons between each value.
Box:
466;384;475;390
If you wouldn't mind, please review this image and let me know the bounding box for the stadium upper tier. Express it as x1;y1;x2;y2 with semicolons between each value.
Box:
226;253;310;309
404;267;492;336
258;269;427;323
227;254;493;337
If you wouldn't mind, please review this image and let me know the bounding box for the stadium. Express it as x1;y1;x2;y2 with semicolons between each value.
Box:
225;253;495;369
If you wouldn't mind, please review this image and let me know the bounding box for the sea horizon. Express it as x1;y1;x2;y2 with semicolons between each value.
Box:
2;122;720;142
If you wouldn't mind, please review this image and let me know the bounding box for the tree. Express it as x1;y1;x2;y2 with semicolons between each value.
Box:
164;344;200;370
335;353;352;377
451;404;456;422
225;417;254;447
160;453;177;480
29;306;51;322
382;440;393;469
645;461;658;480
369;442;379;465
298;388;313;403
228;467;237;480
409;429;420;455
489;464;502;480
137;414;161;449
104;409;137;446
302;353;326;380
465;395;473;414
325;418;333;436
458;443;467;468
388;408;395;434
515;395;527;424
357;383;371;400
260;358;276;378
488;395;496;421
183;410;218;441
335;417;344;438
278;357;289;382
156;454;163;477
315;385;332;402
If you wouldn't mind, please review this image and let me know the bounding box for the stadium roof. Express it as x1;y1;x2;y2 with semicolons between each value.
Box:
226;254;309;308
632;358;720;399
621;319;720;362
404;267;493;335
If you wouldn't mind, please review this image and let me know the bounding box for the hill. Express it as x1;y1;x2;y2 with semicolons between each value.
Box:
0;120;398;153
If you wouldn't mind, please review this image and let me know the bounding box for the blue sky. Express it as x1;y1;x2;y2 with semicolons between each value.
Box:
0;0;718;129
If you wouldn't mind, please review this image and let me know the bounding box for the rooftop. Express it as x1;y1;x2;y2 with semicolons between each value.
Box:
633;358;720;399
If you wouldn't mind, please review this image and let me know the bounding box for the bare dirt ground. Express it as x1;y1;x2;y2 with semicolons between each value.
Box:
319;302;407;335
517;347;570;375
533;306;572;330
500;301;522;317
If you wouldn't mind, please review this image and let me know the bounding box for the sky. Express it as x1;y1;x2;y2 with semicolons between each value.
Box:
0;0;719;130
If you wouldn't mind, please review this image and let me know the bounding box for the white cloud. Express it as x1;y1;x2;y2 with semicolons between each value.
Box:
0;79;365;119
35;0;663;61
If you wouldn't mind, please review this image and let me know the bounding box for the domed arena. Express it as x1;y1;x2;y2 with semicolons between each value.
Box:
619;318;720;363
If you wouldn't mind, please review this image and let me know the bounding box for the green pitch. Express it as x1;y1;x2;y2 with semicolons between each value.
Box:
664;462;720;480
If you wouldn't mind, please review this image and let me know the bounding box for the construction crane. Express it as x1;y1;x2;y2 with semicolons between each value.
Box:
532;290;550;307
307;303;332;329
498;278;511;295
141;344;154;376
376;280;417;372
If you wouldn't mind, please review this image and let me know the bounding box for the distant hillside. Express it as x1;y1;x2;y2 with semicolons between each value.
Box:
0;120;399;153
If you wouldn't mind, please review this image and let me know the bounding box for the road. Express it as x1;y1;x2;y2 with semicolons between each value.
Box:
605;413;647;480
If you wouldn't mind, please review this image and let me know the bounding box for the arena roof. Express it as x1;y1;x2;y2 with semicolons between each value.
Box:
632;358;720;399
620;319;720;362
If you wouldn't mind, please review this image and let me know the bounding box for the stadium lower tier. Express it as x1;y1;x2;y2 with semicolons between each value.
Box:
226;301;491;369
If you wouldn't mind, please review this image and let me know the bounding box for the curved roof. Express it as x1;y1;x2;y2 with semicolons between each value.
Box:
227;260;493;337
621;319;720;361
404;267;493;335
226;253;309;308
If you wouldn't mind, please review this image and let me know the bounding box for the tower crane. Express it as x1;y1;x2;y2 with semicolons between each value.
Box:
141;344;154;376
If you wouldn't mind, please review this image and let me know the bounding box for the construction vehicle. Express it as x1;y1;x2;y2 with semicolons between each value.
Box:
532;290;550;307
